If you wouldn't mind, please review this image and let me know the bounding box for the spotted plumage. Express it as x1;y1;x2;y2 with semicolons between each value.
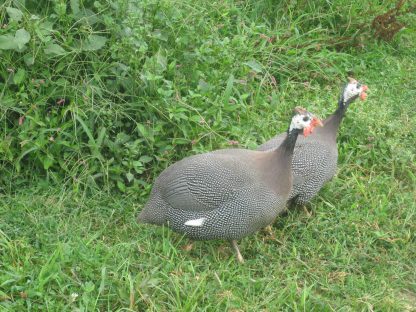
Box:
257;78;368;205
139;149;287;239
258;134;337;204
138;108;322;262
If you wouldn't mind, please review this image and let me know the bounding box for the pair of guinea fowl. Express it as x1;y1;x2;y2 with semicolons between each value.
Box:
138;78;369;263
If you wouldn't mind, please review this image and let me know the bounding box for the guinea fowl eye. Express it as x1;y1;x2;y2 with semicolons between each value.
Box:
356;83;361;89
303;116;310;122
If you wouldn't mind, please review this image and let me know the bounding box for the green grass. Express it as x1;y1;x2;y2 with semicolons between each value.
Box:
1;0;416;311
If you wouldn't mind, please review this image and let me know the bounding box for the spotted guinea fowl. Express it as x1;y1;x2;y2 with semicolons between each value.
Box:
257;78;368;205
138;108;322;263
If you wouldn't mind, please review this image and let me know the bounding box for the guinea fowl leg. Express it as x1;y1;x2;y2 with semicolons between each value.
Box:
263;225;273;235
231;240;244;263
302;205;312;217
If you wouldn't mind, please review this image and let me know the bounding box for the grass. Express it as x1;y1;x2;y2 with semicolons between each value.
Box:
1;0;416;311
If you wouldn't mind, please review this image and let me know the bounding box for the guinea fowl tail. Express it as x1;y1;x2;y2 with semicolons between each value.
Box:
137;195;168;225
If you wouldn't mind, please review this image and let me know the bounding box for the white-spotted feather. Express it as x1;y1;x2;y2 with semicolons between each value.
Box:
184;217;206;227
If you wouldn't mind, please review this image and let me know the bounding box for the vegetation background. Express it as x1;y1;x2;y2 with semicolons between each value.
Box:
0;0;415;310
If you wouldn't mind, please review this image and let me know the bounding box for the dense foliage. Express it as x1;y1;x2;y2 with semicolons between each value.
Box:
1;0;412;193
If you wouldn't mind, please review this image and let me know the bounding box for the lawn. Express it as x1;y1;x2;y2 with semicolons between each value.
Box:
0;0;415;311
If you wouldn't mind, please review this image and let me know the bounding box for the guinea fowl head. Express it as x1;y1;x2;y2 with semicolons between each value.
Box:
340;77;368;107
289;107;323;137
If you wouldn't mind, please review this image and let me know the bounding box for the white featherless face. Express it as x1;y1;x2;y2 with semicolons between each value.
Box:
343;79;368;103
288;108;323;136
289;112;313;132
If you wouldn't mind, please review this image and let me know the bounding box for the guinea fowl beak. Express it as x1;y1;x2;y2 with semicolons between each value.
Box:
360;85;368;100
303;117;323;136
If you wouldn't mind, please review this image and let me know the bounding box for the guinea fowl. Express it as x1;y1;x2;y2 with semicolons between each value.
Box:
257;78;368;205
138;108;322;263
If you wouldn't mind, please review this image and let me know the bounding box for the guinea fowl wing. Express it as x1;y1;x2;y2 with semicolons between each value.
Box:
158;152;257;213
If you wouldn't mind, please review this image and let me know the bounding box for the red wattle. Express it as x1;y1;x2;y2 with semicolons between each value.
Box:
360;92;367;100
303;126;313;137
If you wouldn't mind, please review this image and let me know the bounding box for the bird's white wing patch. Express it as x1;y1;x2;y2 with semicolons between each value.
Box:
184;217;206;227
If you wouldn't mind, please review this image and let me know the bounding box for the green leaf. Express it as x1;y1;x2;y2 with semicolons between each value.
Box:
82;35;107;51
173;138;189;145
96;127;106;148
126;172;134;183
139;156;153;163
54;1;66;16
0;34;17;50
23;54;34;66
243;60;263;73
132;160;144;174
70;0;80;15
117;180;126;192
15;29;31;49
39;21;54;34
189;115;202;123
35;21;54;43
83;281;95;293
132;160;143;168
6;7;23;22
223;74;234;104
0;29;30;51
136;124;148;138
44;42;66;56
43;155;54;170
13;68;26;85
74;114;102;160
150;29;168;41
155;49;167;72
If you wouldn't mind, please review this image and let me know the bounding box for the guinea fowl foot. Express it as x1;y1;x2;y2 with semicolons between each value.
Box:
262;225;276;241
231;240;244;263
263;225;273;236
